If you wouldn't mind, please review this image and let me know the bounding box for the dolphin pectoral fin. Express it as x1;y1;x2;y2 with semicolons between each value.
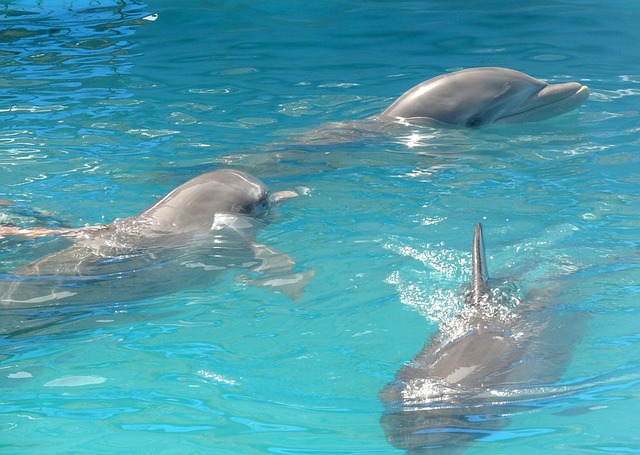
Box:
211;213;266;241
250;243;295;274
243;269;315;301
236;243;314;300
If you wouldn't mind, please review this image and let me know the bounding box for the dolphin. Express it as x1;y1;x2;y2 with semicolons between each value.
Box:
204;67;590;179
0;169;312;314
378;67;589;127
379;223;584;454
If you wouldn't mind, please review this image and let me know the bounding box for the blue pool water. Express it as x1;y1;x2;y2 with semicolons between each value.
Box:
1;1;640;453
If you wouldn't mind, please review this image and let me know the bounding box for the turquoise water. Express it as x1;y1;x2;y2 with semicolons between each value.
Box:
1;1;640;453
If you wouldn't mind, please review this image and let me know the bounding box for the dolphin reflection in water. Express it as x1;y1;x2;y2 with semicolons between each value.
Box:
0;169;312;320
379;224;584;454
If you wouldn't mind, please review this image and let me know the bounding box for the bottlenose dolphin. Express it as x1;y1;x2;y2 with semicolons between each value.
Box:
379;223;583;454
378;67;589;127
0;169;311;312
210;67;590;178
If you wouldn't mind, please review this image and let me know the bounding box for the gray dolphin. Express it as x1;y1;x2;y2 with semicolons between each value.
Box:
0;169;311;312
379;223;584;454
378;67;589;127
209;67;590;177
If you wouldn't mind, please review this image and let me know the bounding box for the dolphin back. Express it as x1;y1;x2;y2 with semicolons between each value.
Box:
467;222;490;306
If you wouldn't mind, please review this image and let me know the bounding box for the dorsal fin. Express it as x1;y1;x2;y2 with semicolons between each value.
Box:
467;222;490;306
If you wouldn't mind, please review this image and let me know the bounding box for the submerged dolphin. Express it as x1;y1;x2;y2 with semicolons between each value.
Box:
0;169;311;312
379;223;583;454
378;67;589;127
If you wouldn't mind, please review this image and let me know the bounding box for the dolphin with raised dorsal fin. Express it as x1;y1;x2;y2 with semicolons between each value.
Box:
0;169;312;311
379;223;585;454
379;67;589;127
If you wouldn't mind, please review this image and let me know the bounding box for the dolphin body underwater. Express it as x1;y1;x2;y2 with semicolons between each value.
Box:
379;224;584;454
0;169;311;315
377;67;590;127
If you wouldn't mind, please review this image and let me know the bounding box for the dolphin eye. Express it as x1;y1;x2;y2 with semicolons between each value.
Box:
249;195;269;216
465;114;485;127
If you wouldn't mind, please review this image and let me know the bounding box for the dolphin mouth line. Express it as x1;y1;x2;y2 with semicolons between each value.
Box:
495;85;589;123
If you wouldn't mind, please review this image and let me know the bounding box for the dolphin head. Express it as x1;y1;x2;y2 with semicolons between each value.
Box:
139;169;270;234
380;67;589;127
209;169;270;216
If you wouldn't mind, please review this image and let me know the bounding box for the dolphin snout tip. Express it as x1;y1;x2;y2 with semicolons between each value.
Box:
576;84;590;101
563;83;590;108
561;81;589;98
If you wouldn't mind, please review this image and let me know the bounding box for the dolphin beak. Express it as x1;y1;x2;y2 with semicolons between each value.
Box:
268;190;299;205
496;82;589;124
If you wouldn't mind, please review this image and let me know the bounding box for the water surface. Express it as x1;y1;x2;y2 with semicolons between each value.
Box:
1;1;640;453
